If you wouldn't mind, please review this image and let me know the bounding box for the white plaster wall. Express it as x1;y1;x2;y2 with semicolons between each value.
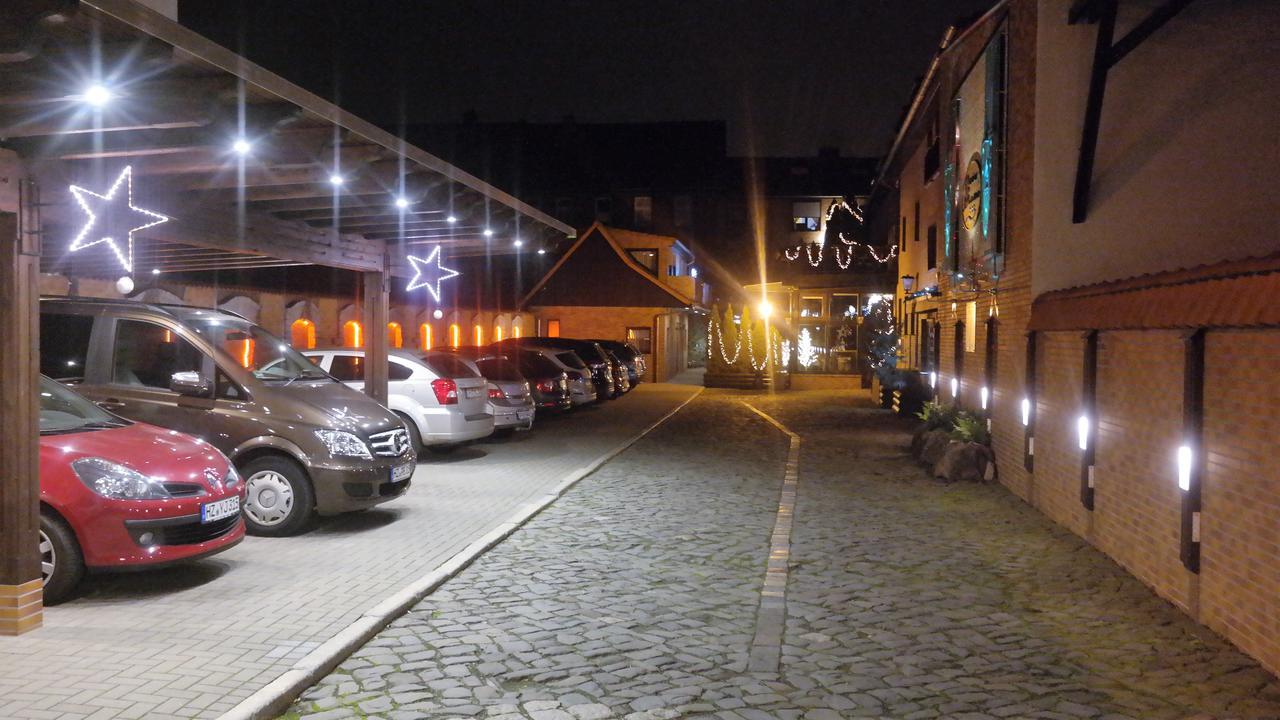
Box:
1033;0;1280;294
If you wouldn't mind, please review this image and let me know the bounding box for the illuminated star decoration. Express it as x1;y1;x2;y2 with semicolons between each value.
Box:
405;245;460;302
69;166;170;274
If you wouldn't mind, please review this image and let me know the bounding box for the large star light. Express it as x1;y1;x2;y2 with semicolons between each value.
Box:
405;245;460;302
69;166;170;274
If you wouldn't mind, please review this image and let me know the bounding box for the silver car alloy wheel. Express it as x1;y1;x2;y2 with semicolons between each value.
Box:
244;470;295;527
39;529;55;585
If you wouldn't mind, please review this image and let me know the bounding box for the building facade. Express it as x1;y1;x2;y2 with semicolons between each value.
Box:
880;0;1280;675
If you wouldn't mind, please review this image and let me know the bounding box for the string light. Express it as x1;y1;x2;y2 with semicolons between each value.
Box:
707;313;782;372
783;198;898;269
406;245;461;302
69;165;170;275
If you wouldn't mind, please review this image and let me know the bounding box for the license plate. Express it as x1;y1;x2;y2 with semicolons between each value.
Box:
464;387;483;399
201;496;240;524
390;461;414;482
517;410;533;421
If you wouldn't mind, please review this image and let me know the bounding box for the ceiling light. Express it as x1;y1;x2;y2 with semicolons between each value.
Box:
395;196;410;209
513;239;523;248
483;228;494;237
329;174;344;186
151;268;161;275
83;84;112;107
232;138;252;156
537;248;546;255
446;215;458;223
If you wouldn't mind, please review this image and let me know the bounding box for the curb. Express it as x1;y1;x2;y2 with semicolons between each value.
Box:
218;386;703;720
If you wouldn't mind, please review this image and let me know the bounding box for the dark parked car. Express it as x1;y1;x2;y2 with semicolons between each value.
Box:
602;348;630;397
496;337;615;402
592;339;645;386
510;349;573;411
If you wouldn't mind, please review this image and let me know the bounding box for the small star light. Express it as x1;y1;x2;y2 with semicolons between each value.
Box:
405;245;460;302
69;166;169;274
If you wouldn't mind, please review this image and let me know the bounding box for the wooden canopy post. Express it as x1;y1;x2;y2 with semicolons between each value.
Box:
362;267;390;406
0;210;43;634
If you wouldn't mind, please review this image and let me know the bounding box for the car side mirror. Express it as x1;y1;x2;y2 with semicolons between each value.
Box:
170;371;213;397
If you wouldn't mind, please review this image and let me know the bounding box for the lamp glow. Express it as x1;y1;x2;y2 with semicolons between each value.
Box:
83;84;112;107
395;196;410;209
537;248;546;255
950;377;958;398
690;267;698;278
980;386;989;410
151;268;161;276
483;228;494;237
1021;397;1031;426
758;301;773;320
432;309;444;320
929;371;937;388
513;239;523;248
232;138;252;156
446;215;458;223
329;174;344;186
1077;415;1090;451
1177;445;1193;492
115;276;134;295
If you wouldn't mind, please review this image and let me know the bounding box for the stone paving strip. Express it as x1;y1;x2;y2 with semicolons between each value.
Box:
0;384;700;720
285;389;1280;720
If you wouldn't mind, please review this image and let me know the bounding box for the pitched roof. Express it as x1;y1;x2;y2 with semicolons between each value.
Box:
519;223;695;309
1029;252;1280;331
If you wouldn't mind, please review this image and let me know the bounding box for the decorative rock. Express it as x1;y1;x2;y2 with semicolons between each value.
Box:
933;442;994;483
918;430;953;466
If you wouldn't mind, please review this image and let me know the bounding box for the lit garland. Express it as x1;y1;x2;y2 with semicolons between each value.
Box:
782;198;898;269
796;328;817;368
707;313;784;372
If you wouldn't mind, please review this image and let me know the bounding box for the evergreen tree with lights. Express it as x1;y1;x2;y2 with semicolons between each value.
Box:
865;296;901;386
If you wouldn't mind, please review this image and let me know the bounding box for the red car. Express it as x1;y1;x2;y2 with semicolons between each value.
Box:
38;376;245;603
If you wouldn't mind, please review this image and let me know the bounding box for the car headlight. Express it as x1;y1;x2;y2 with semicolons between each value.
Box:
72;457;171;500
315;429;372;459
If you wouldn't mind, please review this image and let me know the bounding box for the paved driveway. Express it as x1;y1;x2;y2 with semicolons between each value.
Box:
0;384;699;720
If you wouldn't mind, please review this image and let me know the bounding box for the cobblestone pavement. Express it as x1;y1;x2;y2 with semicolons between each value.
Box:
0;384;699;720
285;390;1280;720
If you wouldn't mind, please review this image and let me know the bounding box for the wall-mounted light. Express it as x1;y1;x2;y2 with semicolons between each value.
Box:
82;84;112;107
929;371;937;389
980;386;989;410
1177;445;1193;492
115;276;134;295
432;309;444;320
950;377;958;398
690;267;698;278
1077;415;1090;451
901;274;915;293
1020;397;1031;426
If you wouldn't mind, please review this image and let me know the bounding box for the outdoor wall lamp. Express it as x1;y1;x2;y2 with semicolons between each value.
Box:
1077;415;1090;451
901;274;915;293
950;377;958;398
1177;445;1193;492
929;371;937;389
1020;398;1031;426
980;386;989;410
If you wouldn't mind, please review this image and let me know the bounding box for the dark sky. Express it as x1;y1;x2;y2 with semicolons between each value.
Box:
180;0;997;158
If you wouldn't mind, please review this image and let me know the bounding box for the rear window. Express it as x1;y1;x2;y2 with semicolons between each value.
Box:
517;351;562;378
421;353;480;379
573;345;605;364
609;344;638;361
40;313;94;381
476;358;524;382
556;351;587;369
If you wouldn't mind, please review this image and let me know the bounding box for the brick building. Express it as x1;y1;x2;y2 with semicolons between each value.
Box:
878;0;1280;675
520;223;707;382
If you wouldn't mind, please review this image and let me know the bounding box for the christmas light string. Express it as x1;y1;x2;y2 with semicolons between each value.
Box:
782;198;898;269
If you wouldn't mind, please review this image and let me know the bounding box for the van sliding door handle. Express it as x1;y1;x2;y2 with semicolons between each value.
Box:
96;398;126;410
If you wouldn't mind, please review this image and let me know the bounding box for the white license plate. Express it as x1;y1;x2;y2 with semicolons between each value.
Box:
390;462;414;482
464;387;483;399
201;496;240;524
517;410;533;421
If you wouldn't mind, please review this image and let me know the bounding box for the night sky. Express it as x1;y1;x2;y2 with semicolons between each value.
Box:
180;0;997;158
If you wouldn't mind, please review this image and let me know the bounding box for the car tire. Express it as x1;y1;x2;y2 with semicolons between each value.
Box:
427;444;459;454
395;412;424;456
241;455;315;536
40;511;84;605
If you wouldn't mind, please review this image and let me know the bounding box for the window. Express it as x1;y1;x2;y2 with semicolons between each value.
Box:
216;369;245;400
673;195;692;227
633;195;652;229
913;202;921;242
112;320;204;390
965;301;978;353
927;224;938;270
800;296;823;318
290;318;316;349
594;196;612;221
343;320;362;348
329;355;364;382
792;201;821;232
830;294;859;320
628;249;659;274
389;360;414;381
627;327;652;354
39;313;94;381
546;319;560;338
924;108;941;182
512;317;523;338
899;217;906;251
387;322;403;349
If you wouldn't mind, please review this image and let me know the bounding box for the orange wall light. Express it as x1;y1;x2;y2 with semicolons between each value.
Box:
420;323;432;350
343;320;363;348
474;324;483;346
290;318;316;349
388;322;403;348
449;323;460;348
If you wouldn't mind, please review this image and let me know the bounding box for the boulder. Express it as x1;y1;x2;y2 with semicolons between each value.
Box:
918;430;952;466
910;425;932;457
933;442;994;483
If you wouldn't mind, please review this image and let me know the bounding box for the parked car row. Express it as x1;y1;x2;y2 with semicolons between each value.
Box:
34;297;643;603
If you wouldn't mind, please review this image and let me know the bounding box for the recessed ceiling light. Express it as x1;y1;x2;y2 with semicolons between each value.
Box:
232;138;252;156
83;84;112;107
537;248;546;255
329;174;344;186
395;196;410;209
151;268;161;275
513;239;523;248
446;215;458;223
483;228;494;237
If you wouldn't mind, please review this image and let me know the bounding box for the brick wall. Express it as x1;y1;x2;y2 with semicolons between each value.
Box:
529;305;689;382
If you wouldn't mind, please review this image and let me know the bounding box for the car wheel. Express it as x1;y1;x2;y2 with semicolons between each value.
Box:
395;412;424;456
40;511;84;605
427;444;459;454
241;455;315;536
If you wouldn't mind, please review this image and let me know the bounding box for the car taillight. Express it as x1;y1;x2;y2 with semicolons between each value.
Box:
431;378;458;405
536;379;556;393
488;387;504;399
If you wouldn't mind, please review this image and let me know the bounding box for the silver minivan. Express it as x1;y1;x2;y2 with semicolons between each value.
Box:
39;298;416;536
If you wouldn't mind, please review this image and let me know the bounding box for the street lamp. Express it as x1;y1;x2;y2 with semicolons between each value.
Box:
758;300;773;320
901;274;915;293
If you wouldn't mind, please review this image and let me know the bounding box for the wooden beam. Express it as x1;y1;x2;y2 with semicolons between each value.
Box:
1107;0;1194;67
1070;0;1118;224
362;268;389;405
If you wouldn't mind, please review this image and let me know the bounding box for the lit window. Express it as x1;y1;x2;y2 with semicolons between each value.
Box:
387;322;403;349
290;318;316;349
343;320;363;348
546;319;561;338
449;323;460;348
420;323;432;351
792;201;821;232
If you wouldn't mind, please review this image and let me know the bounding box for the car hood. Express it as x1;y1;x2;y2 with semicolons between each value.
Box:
259;379;402;437
40;421;229;485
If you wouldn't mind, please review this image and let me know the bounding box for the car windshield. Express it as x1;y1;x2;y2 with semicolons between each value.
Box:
177;310;325;382
555;351;587;369
476;358;524;382
421;353;481;379
39;376;127;434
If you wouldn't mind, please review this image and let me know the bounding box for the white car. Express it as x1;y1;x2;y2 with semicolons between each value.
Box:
303;349;494;454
